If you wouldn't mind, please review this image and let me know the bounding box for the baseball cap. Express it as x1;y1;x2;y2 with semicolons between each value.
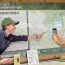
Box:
1;17;19;27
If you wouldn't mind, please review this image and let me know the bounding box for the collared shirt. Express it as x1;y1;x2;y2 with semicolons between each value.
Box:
0;29;28;54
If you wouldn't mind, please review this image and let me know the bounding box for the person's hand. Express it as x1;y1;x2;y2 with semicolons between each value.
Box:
52;33;65;48
52;34;58;43
0;58;14;64
28;34;43;40
52;33;62;43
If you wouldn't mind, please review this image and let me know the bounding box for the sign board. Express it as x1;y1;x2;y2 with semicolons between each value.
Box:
27;50;39;65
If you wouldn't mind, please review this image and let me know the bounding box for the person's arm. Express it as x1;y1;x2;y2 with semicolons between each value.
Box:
0;58;14;64
11;35;28;42
11;34;42;42
52;34;65;48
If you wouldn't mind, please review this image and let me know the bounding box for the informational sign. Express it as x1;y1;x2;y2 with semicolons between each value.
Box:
27;50;39;65
0;10;65;51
